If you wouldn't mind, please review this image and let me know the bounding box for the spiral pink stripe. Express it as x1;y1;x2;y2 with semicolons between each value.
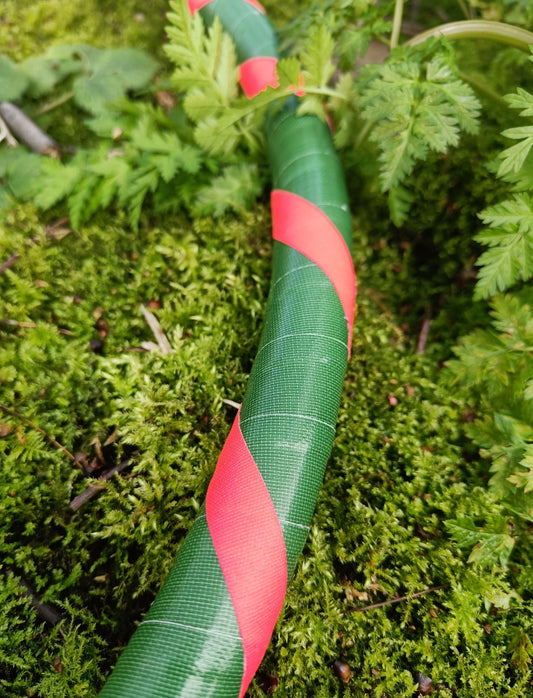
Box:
205;410;288;698
187;0;214;13
188;0;266;14
239;56;279;97
271;189;357;353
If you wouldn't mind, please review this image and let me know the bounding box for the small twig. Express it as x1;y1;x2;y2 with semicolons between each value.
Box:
349;583;450;612
0;115;18;146
415;318;432;354
390;0;405;49
0;251;20;275
140;305;172;354
0;319;75;336
4;567;64;632
0;101;60;156
0;403;75;461
36;90;75;116
222;399;241;410
69;458;132;512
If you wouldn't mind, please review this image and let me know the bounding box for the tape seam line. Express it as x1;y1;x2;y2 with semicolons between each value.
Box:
271;189;357;354
271;263;316;289
255;332;349;356
240;412;336;431
197;513;310;531
140;619;242;641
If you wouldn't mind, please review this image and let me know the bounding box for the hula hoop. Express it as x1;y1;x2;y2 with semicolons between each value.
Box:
98;1;356;695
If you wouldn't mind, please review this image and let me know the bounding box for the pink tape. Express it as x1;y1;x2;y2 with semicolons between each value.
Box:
187;0;214;13
271;189;356;353
188;0;265;14
206;410;287;698
239;56;279;98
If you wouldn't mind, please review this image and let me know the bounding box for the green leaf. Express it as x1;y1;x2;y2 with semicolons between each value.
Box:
509;627;533;672
72;74;124;115
166;6;238;109
445;516;515;567
359;53;480;192
505;86;533;117
0;55;29;101
475;194;533;298
67;173;101;229
1;149;43;200
19;53;81;98
508;443;533;493
498;126;533;178
89;48;158;91
300;25;336;88
191;162;262;217
122;166;160;231
387;185;414;227
72;47;158;114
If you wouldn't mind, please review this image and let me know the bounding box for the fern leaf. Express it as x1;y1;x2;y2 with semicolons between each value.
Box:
505;86;533;117
148;154;180;183
89;154;131;201
300;25;336;88
508;444;533;493
33;160;83;210
359;54;480;193
191;162;262;217
387;185;415;227
497;126;533;178
123;167;159;231
67;173;100;229
165;4;238;110
475;194;533;298
445;516;515;567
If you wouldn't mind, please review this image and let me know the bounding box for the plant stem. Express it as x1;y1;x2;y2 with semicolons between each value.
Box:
354;119;373;149
406;20;533;53
0;403;75;461
390;0;405;50
458;70;508;106
349;583;450;612
36;90;75;116
69;458;132;512
4;567;64;629
0;319;75;336
456;0;471;20
0;102;60;155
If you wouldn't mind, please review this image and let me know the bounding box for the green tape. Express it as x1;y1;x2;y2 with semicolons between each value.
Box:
98;4;353;697
201;0;278;61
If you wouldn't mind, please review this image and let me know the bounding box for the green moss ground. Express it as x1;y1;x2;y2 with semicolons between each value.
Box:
1;1;532;697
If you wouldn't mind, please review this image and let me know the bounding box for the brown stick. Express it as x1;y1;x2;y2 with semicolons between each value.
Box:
69;458;132;512
348;583;450;612
0;403;75;461
0;252;20;274
415;318;432;354
5;567;64;630
0;319;74;335
0;101;60;156
140;305;172;354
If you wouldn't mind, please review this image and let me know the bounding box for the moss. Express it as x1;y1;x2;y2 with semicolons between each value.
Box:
0;0;170;61
0;1;532;697
1;198;532;696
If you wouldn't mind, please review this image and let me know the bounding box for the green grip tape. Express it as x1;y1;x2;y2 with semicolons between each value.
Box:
98;3;353;697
